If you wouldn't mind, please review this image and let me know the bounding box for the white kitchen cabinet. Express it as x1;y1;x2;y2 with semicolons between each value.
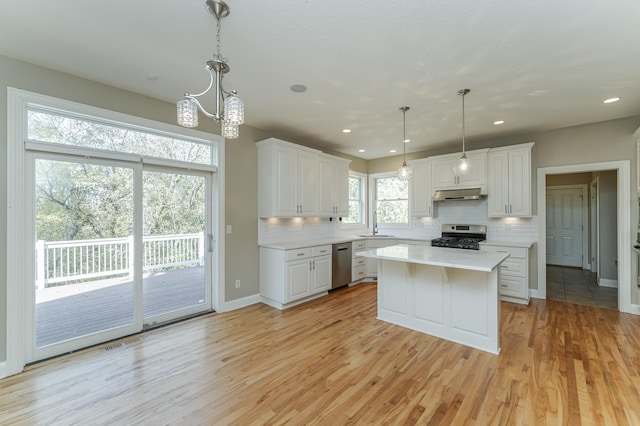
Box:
318;154;351;217
351;239;367;282
431;149;489;193
410;158;434;217
365;239;397;278
260;244;332;309
487;143;534;217
257;138;320;218
480;243;530;304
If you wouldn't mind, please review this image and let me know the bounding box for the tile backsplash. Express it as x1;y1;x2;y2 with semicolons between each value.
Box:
259;199;538;245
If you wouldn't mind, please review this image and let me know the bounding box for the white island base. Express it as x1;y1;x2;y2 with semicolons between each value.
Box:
358;245;509;355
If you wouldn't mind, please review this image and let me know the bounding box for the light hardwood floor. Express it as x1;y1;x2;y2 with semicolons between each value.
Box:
2;282;640;425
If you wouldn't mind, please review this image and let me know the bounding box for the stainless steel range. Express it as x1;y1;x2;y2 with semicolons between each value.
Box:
430;224;487;250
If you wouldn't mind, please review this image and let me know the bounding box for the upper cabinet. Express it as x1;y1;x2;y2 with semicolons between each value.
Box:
487;143;534;217
257;138;351;218
431;149;489;193
410;158;434;217
257;138;320;218
318;154;351;217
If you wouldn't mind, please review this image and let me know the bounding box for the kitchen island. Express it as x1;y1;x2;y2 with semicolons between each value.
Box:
356;244;510;354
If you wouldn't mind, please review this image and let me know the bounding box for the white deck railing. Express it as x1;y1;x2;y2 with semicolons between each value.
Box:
36;233;204;289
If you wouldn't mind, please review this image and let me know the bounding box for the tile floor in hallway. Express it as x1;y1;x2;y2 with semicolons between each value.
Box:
546;265;618;309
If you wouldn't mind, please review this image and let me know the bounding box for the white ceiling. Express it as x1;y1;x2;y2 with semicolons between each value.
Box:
1;0;639;159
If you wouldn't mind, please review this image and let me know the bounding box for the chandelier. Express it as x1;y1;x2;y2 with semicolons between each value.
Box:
453;88;472;175
177;0;244;139
396;106;413;180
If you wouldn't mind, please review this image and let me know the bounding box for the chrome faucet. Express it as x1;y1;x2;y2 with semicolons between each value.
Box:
372;210;378;235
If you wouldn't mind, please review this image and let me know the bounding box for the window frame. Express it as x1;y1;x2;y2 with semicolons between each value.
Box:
342;171;367;228
368;171;411;229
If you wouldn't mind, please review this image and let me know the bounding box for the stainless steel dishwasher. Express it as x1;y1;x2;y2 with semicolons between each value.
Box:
332;242;352;289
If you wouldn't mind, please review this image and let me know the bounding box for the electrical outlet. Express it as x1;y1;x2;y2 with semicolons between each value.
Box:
226;225;233;234
234;279;241;288
504;223;512;231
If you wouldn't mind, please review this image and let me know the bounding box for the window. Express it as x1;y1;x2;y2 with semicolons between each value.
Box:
344;172;366;225
27;109;213;165
371;172;409;226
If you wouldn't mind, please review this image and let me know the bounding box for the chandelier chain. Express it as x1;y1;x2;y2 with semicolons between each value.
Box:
214;16;227;63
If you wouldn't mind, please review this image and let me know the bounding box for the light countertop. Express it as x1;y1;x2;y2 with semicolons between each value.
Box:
481;240;534;248
259;235;421;250
260;236;535;251
356;244;510;272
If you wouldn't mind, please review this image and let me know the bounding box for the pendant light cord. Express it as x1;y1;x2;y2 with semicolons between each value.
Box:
461;93;466;154
403;108;407;162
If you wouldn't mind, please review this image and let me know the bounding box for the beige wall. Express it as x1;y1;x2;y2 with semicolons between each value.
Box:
546;172;593;187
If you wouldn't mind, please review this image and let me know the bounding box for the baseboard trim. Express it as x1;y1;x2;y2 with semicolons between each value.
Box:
529;289;543;300
0;361;7;379
220;294;261;312
598;278;618;288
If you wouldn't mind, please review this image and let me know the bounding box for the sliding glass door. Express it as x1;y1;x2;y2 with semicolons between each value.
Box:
142;168;211;326
32;155;142;360
30;158;213;361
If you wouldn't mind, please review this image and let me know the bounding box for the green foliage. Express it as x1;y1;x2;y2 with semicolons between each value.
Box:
33;111;208;242
36;160;134;240
375;176;408;224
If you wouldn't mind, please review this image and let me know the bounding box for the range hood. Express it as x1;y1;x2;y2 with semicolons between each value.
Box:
432;188;485;201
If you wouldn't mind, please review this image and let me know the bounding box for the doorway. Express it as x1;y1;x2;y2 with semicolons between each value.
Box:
537;161;635;314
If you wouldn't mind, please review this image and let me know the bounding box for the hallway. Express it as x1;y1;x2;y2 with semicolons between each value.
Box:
547;265;618;309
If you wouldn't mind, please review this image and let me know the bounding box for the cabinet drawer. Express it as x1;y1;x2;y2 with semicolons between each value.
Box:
311;245;331;257
481;245;527;258
352;265;366;281
352;257;366;268
499;276;527;298
500;257;527;277
286;248;311;261
353;240;366;251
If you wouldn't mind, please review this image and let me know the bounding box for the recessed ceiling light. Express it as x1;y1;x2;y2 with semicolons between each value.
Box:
603;97;620;104
290;84;307;93
390;149;397;153
404;139;410;143
493;120;505;125
358;149;365;153
342;129;351;133
146;72;159;81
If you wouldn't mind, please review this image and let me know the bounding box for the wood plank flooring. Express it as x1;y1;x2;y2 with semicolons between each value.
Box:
2;282;640;425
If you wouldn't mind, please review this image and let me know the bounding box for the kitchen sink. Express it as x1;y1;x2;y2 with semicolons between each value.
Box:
358;234;395;238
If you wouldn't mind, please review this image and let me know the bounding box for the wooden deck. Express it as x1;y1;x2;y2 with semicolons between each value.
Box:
36;266;207;347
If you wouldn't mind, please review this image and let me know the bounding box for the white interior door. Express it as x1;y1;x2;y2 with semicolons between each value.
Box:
546;188;584;267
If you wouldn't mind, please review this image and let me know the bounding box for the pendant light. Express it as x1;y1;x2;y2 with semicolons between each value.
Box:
177;0;244;139
453;88;472;175
396;106;412;180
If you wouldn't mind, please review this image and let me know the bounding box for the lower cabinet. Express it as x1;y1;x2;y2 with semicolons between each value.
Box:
351;240;367;282
480;244;530;304
260;245;332;309
365;239;397;278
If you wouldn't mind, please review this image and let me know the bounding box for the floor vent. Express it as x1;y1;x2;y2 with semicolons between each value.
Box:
104;337;141;352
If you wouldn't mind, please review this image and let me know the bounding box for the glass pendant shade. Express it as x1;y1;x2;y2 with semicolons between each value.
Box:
177;99;198;128
221;119;239;139
454;153;472;175
397;162;413;180
224;92;244;125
